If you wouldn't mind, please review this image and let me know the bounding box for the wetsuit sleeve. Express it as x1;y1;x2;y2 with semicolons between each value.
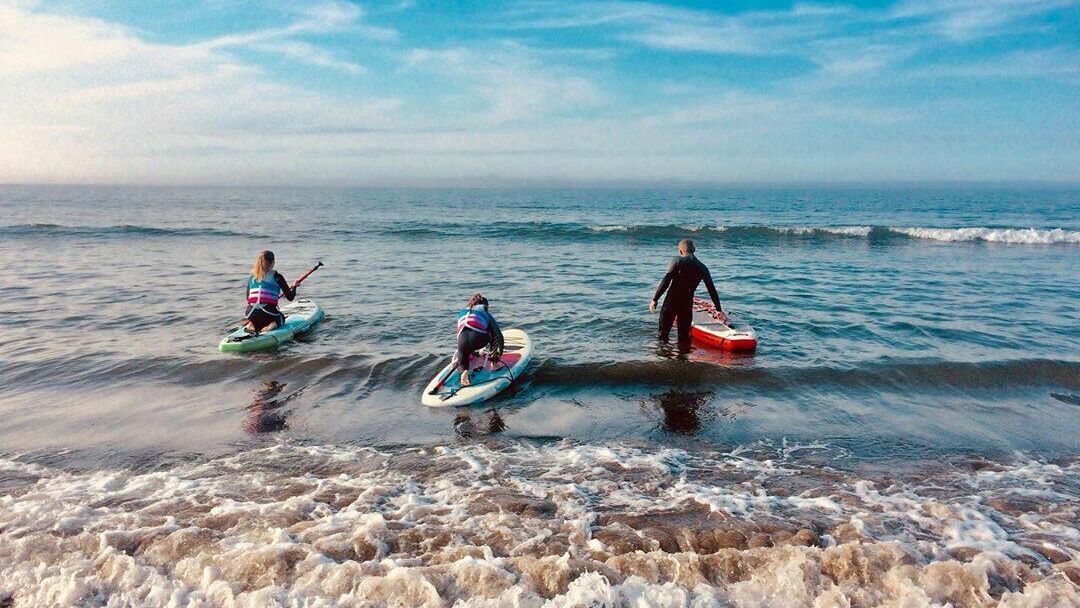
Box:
701;265;723;312
488;313;504;356
275;272;296;301
652;258;677;303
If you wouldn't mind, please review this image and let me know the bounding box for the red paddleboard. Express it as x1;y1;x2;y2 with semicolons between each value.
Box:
690;297;758;352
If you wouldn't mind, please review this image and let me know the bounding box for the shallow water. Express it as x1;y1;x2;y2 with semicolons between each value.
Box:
1;185;1078;606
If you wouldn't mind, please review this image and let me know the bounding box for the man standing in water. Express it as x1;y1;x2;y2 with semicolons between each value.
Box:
650;238;724;345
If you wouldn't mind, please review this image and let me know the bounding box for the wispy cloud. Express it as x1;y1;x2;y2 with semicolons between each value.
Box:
496;2;830;55
496;0;1078;79
405;42;604;125
189;0;394;73
249;41;366;74
890;0;1074;40
906;46;1080;80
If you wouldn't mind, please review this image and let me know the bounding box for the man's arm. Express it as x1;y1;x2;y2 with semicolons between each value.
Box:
701;266;723;314
652;258;677;304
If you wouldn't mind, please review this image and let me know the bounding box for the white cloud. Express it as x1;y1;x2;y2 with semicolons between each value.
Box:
0;0;403;183
0;3;141;73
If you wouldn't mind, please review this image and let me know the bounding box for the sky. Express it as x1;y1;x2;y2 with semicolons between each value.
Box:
1;0;1078;185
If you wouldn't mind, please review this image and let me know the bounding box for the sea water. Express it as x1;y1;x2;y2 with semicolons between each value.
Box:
1;185;1077;606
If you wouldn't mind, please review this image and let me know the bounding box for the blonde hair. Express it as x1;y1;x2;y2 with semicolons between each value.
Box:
252;250;275;282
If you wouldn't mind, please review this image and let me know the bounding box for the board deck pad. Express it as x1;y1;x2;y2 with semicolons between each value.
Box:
440;352;523;392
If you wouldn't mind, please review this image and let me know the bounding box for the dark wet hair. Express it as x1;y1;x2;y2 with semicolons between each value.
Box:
467;293;489;310
679;238;696;254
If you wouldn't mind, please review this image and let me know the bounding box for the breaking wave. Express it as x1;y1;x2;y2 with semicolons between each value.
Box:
586;224;1078;244
890;226;1080;244
1;441;1077;607
368;221;1079;245
3;354;1076;395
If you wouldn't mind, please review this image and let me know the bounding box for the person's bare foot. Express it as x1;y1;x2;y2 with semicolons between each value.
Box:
460;369;471;386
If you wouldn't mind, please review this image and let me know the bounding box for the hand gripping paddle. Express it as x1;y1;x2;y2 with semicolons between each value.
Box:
292;261;323;291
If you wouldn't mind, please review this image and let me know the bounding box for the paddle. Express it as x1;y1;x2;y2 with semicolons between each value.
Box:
693;297;728;324
292;261;324;291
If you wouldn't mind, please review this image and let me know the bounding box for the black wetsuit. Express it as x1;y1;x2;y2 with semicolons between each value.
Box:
652;254;723;344
245;272;295;332
456;312;504;372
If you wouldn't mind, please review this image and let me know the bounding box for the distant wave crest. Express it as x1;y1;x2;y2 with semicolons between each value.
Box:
5;221;1075;245
583;224;1078;244
0;223;262;239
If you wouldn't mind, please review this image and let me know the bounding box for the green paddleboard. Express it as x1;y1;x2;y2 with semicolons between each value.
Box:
219;299;324;353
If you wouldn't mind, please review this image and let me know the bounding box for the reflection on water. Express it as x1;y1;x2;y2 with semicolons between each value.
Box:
646;389;714;435
1051;392;1080;406
243;381;299;434
453;409;507;438
654;339;691;361
656;339;761;366
688;346;758;366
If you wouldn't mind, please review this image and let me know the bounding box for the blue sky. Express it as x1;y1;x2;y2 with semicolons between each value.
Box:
1;0;1078;185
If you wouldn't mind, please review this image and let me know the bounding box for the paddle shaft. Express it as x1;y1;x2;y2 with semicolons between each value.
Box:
291;262;323;291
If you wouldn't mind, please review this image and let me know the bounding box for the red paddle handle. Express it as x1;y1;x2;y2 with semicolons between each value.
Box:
291;262;323;291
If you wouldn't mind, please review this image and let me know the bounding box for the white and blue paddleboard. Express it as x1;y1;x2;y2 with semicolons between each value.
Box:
218;299;324;353
422;329;533;407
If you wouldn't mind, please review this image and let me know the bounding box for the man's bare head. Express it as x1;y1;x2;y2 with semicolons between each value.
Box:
678;238;696;255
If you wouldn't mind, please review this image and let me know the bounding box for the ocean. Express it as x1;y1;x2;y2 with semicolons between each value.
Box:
1;184;1078;606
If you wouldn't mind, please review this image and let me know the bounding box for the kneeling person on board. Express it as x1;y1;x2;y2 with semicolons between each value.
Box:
650;238;724;344
244;250;296;334
456;294;505;386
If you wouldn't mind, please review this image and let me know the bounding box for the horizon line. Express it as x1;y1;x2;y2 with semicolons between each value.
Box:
4;179;1080;190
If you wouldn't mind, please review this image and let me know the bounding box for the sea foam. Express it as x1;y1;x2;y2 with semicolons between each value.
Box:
1;441;1077;607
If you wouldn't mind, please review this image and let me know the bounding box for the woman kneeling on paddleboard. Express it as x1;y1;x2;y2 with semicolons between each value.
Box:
456;294;504;386
244;250;296;334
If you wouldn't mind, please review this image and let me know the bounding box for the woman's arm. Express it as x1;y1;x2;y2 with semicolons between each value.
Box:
275;272;296;301
488;314;505;357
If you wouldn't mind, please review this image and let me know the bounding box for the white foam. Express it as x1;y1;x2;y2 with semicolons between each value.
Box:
1;442;1077;607
891;226;1080;244
773;225;873;237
